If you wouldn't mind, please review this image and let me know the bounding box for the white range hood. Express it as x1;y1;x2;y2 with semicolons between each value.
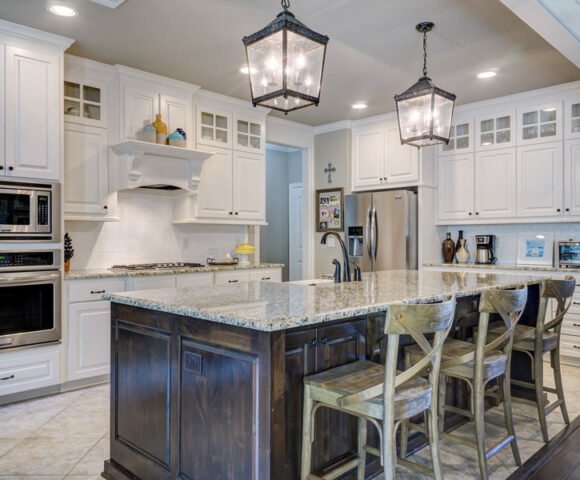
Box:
110;140;213;193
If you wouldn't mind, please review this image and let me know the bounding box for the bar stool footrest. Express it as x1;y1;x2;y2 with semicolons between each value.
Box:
486;435;515;460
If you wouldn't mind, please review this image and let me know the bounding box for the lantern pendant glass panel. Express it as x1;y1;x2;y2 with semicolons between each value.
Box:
243;8;329;113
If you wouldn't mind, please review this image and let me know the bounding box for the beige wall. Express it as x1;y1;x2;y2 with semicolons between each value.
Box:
314;128;351;277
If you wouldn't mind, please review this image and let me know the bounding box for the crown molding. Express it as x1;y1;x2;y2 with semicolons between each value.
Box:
267;115;315;133
115;64;200;94
313;120;352;135
0;19;74;51
195;89;271;114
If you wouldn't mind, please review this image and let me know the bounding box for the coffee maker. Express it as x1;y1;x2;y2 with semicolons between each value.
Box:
475;235;496;264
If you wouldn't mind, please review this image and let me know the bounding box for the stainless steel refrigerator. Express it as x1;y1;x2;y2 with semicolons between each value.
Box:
344;190;418;272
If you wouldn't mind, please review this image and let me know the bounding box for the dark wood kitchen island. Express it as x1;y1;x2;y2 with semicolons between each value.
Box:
101;270;546;480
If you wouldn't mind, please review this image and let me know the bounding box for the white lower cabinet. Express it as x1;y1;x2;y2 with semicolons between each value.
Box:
67;301;111;381
517;142;563;217
215;271;251;285
0;345;61;396
176;273;214;288
249;269;282;282
126;275;176;291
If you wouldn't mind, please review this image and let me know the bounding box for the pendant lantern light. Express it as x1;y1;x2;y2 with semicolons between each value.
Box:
394;22;456;148
242;0;329;114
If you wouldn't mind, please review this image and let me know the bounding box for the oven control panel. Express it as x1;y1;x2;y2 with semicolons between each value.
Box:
0;251;55;269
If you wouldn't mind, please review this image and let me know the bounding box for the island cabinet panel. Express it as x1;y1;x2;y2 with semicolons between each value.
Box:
283;320;367;479
179;340;257;480
113;321;172;479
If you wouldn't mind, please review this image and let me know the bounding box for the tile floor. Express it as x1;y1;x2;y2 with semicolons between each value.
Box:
0;364;577;479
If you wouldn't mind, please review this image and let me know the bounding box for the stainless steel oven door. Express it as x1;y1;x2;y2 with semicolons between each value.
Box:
0;270;61;350
0;188;36;234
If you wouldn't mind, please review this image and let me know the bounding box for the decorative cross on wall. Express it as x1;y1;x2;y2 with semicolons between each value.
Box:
324;162;336;183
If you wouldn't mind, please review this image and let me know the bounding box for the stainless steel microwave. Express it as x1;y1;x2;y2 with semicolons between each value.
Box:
0;180;60;242
558;241;580;268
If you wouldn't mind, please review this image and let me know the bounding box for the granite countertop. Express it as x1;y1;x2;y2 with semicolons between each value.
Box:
104;270;547;332
65;263;284;281
423;262;580;274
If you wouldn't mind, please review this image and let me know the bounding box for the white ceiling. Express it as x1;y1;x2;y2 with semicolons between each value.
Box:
0;0;578;126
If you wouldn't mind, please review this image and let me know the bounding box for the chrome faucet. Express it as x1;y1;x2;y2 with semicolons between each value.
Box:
321;232;351;282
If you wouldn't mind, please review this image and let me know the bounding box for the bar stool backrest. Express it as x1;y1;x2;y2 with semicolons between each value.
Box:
539;276;576;335
443;285;528;372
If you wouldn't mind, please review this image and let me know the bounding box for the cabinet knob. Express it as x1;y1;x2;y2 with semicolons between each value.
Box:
103;205;108;210
468;212;473;216
310;338;318;347
8;166;13;171
475;212;479;215
319;336;328;345
0;165;3;170
566;208;570;212
557;208;561;212
235;212;239;215
229;212;233;215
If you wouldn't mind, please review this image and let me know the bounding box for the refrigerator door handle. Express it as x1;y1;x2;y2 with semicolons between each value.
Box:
365;206;372;259
372;207;378;261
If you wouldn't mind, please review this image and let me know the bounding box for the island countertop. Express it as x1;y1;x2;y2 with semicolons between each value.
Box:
103;269;547;332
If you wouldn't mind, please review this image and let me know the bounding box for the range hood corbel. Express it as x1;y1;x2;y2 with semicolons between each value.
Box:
110;140;214;193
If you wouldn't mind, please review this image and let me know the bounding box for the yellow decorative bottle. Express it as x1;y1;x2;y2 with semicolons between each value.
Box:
152;114;168;144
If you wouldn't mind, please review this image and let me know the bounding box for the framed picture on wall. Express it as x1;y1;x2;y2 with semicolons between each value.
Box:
316;187;344;232
516;232;554;266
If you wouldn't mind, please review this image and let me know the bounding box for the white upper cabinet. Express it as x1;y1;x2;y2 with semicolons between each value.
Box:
64;123;112;218
475;111;515;151
517;101;563;145
352;124;385;188
64;79;107;128
195;145;234;219
384;125;418;184
565;139;580;216
196;107;232;149
439;118;474;155
122;84;159;141
233;151;265;221
474;148;517;218
437;154;474;220
565;96;580;140
351;120;418;191
5;46;60;180
517;142;563;217
233;115;265;153
160;94;193;148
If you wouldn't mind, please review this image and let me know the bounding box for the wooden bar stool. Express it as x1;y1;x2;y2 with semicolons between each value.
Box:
488;276;575;442
404;285;528;480
300;296;456;480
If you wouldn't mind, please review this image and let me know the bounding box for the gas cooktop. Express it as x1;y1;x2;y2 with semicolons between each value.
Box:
110;262;205;271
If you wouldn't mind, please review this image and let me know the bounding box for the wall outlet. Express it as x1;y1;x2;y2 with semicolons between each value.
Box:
182;238;190;249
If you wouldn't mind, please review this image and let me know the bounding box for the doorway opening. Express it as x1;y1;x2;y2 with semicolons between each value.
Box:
260;143;305;281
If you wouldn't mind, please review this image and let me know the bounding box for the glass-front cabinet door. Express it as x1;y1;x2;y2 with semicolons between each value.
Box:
64;80;106;128
517;102;562;144
439;118;474;155
234;116;264;153
476;111;515;150
565;97;580;140
196;108;232;149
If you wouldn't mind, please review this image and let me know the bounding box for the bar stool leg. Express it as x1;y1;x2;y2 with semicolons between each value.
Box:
438;376;447;434
383;422;396;480
534;352;549;443
301;386;314;480
357;417;367;480
474;383;489;480
426;409;443;480
502;373;521;466
552;347;570;425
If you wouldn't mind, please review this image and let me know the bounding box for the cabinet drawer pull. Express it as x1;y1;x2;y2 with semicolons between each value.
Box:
573;302;580;306
0;375;14;381
574;345;580;349
261;277;271;281
228;280;239;283
573;323;580;327
310;338;318;347
319;336;328;345
90;290;106;294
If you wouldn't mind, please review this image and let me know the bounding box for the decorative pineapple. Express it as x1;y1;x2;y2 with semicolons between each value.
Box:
64;232;75;273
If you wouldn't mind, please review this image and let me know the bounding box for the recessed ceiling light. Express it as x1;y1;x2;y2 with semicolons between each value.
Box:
477;71;497;79
352;103;368;109
239;66;257;75
47;4;78;16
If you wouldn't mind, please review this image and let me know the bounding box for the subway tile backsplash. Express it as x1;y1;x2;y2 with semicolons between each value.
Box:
437;223;580;265
65;191;248;270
